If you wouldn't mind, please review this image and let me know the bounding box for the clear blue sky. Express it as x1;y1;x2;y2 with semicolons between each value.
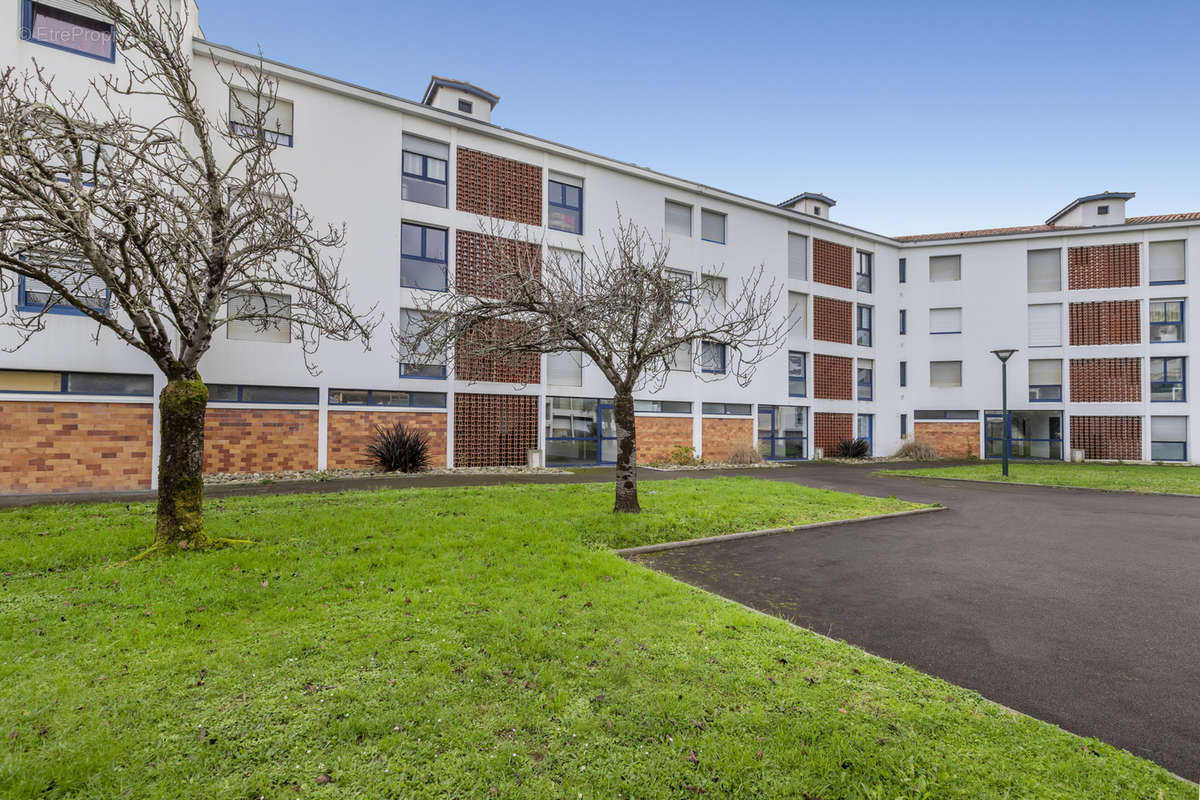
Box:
197;0;1200;236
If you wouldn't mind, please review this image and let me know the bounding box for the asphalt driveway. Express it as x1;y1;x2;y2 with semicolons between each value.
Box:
636;464;1200;781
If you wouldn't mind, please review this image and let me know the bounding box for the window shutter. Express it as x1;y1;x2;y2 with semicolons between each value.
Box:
930;361;962;388
665;201;692;236
929;307;962;333
788;292;807;341
401;134;448;159
1027;304;1061;347
700;210;725;243
547;351;583;386
1027;249;1061;292
231;88;294;137
38;0;113;21
1149;241;1186;283
227;292;291;343
929;255;961;282
788;234;808;280
1151;416;1188;441
1029;359;1061;385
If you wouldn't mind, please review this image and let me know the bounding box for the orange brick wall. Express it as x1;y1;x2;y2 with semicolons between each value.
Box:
813;238;853;289
1070;415;1141;461
636;415;694;462
813;353;854;400
914;422;980;459
0;401;153;494
204;408;319;474
327;410;448;469
1069;301;1141;346
1070;358;1141;403
701;417;753;462
1067;243;1140;290
813;412;854;455
813;296;853;344
456;147;542;226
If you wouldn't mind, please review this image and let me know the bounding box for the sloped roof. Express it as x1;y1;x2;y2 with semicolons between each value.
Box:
777;192;836;208
421;76;500;108
1045;191;1135;225
894;224;1072;243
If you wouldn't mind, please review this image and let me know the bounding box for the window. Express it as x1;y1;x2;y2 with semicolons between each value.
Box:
229;88;294;147
915;409;978;421
930;360;963;388
929;307;962;335
400;223;448;290
549;248;585;292
700;340;726;374
548;177;583;234
1027;249;1061;292
665;268;694;303
328;388;446;408
899;309;907;335
758;405;807;460
1150;300;1184;343
900;413;908;438
788;234;808;280
899;361;907;387
700;209;726;244
788;351;806;397
665;201;692;236
1097;205;1109;216
1028;359;1062;402
856;251;873;293
856;305;873;347
226;291;291;343
1028;303;1062;347
857;415;873;454
669;340;692;371
1151;416;1188;462
208;384;319;404
702;402;752;416
21;1;114;61
458;99;473;114
0;369;152;396
634;399;692;414
16;256;108;316
547;351;583;386
899;257;907;284
401;135;448;207
929;254;961;282
857;359;874;401
397;308;446;378
544;397;601;465
1149;241;1186;285
1150;356;1185;402
788;292;807;341
700;274;727;313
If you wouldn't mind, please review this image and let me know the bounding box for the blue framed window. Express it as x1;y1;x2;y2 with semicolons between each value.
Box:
1150;417;1188;462
899;309;907;335
986;412;1063;460
401;136;448;208
700;209;726;244
548;179;583;234
700;340;726;374
1150;357;1186;402
16;262;109;316
400;223;448;290
899;257;907;284
544;397;617;465
208;384;319;404
1028;359;1062;402
788;351;806;397
856;251;873;293
702;402;752;416
758;405;807;460
1150;300;1184;343
0;369;151;396
633;399;692;413
915;409;978;421
20;1;114;61
857;414;874;454
856;305;873;347
857;360;874;401
899;361;907;387
328;388;445;408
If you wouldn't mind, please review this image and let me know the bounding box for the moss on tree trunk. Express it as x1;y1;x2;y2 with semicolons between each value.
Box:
154;377;210;551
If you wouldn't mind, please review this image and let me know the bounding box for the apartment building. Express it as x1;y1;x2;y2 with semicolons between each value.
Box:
2;0;1197;494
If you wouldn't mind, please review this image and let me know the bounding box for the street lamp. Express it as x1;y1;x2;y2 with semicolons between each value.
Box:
991;349;1018;477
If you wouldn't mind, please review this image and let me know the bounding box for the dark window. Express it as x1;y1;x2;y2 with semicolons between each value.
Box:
899;361;907;387
700;340;726;374
757;405;807;460
0;369;152;396
788;351;806;397
702;402;752;416
914;409;979;421
899;257;907;284
1150;300;1184;343
548;179;583;234
857;414;873;454
401;142;448;207
856;251;873;293
856;305;873;347
633;399;692;413
22;2;114;61
1097;205;1109;215
857;362;873;401
400;223;448;290
458;99;473;114
328;388;446;408
899;309;907;335
207;384;319;404
1150;357;1186;402
900;413;908;438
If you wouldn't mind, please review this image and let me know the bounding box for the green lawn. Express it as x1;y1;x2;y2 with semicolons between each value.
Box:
0;479;1187;798
884;461;1200;495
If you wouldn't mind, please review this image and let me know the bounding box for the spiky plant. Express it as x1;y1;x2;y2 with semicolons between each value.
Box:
835;438;871;459
365;422;431;473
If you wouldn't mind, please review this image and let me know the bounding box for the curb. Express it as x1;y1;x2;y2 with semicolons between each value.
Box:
614;505;947;556
879;472;1200;500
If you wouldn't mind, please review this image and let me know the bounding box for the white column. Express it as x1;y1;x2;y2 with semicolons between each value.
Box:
317;385;329;470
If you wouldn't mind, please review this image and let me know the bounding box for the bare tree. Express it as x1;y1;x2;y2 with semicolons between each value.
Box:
0;0;376;553
402;212;787;512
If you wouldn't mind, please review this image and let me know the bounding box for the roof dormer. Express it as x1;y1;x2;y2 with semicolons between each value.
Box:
421;76;500;124
1046;191;1134;227
778;192;836;219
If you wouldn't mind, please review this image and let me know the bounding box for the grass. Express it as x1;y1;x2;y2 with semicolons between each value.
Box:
883;461;1200;495
0;478;1187;799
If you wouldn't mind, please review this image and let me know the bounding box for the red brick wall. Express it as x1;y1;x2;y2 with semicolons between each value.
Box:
204;408;318;474
701;417;753;462
1068;243;1140;290
456;147;542;226
454;393;538;467
1070;416;1141;461
813;354;854;400
327;410;448;469
0;401;152;494
1069;358;1141;403
455;319;541;384
813;412;853;455
914;422;979;459
636;415;693;462
455;230;542;299
813;296;853;344
813;238;852;289
1069;301;1141;346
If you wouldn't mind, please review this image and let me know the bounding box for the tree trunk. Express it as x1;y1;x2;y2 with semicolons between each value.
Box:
612;391;640;513
154;377;210;550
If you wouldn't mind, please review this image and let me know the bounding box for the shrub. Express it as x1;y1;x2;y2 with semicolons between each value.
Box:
365;422;431;473
893;439;939;461
727;444;763;465
835;438;871;459
669;445;700;466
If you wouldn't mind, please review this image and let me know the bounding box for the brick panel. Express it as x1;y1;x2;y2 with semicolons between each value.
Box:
1070;415;1141;461
813;238;852;289
204;408;318;474
813;412;853;455
813;353;854;400
327;410;448;469
701;417;753;462
455;229;542;299
1069;358;1141;403
636;415;693;462
914;422;980;459
813;296;853;344
0;401;152;494
456;147;542;226
455;319;541;384
454;393;537;467
1069;301;1141;346
1067;243;1140;290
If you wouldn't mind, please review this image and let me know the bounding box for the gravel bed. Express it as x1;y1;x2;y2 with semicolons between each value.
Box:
204;466;572;486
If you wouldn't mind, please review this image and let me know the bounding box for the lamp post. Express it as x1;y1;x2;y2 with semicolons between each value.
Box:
991;349;1018;477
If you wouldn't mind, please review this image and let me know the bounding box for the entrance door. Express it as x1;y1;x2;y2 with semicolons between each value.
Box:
757;406;777;459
